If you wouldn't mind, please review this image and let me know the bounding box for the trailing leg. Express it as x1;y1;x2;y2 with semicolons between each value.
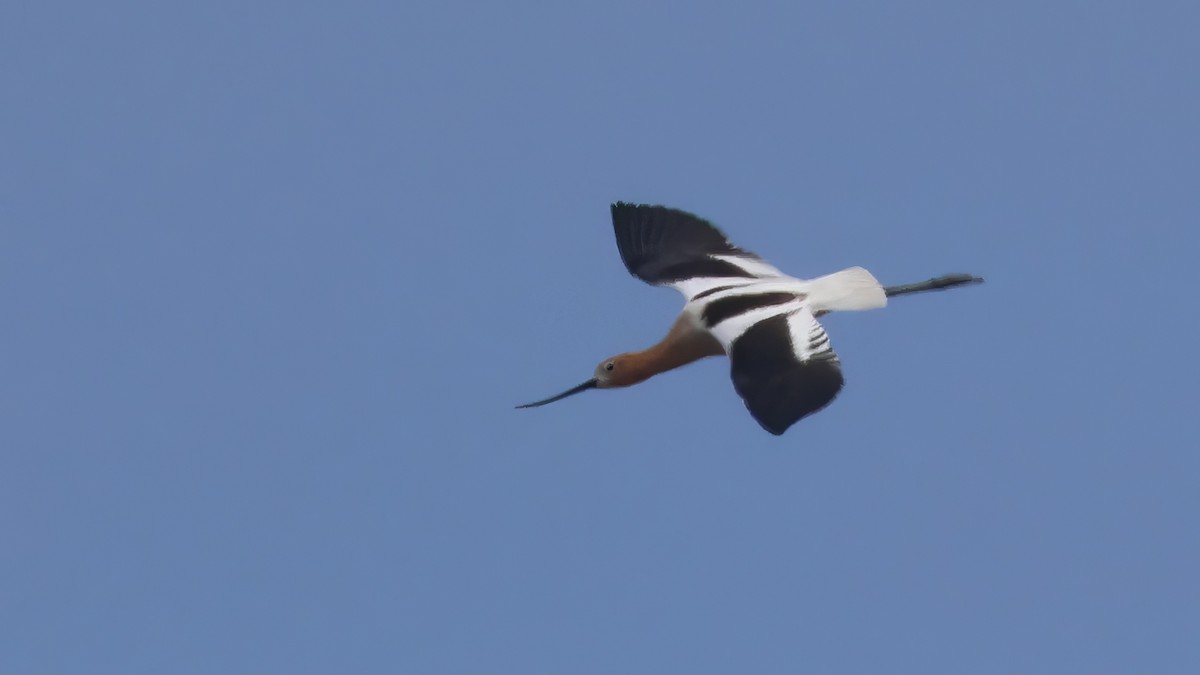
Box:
883;273;984;298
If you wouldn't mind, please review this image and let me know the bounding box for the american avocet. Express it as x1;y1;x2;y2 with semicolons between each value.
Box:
518;203;984;435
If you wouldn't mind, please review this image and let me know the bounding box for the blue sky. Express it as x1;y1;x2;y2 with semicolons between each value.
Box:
3;1;1198;673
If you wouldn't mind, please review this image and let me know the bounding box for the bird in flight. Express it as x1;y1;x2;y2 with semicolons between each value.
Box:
517;202;983;435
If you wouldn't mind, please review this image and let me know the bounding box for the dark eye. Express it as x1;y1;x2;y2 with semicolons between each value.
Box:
604;362;615;371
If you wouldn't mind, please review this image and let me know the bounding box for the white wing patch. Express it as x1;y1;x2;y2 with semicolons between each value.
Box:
686;284;836;365
705;301;805;351
785;307;837;362
667;276;759;301
708;254;787;279
664;254;790;301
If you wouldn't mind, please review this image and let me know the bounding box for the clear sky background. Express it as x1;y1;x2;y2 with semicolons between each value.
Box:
3;2;1198;673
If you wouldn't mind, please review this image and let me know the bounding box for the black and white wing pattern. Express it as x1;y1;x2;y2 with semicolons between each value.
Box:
702;292;844;435
726;309;843;435
610;202;844;435
610;202;786;299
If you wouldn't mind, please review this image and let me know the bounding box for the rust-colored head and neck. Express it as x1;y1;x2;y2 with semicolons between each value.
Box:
517;316;722;409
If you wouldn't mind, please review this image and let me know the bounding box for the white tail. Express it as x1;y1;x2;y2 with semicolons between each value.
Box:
804;266;887;312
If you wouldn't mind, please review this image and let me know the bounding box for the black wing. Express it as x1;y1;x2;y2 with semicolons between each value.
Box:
727;312;844;435
609;203;783;292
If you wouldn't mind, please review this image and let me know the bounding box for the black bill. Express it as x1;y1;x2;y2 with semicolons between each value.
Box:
516;379;598;408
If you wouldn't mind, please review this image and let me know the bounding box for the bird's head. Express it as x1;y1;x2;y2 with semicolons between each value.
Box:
515;353;644;409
